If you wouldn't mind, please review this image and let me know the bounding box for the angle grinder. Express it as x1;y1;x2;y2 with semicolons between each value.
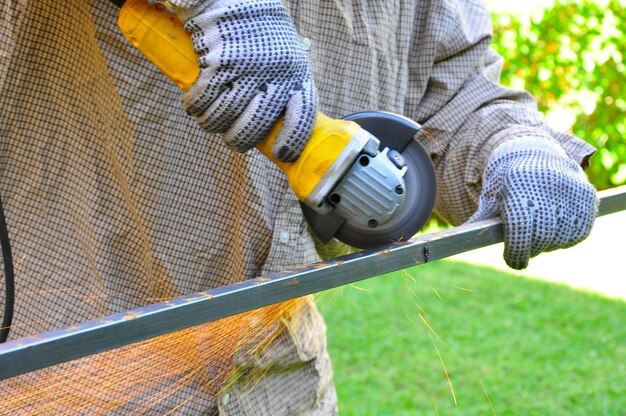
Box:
113;0;437;248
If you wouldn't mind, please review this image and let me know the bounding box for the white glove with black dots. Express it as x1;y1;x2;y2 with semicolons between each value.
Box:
468;137;598;270
176;0;317;162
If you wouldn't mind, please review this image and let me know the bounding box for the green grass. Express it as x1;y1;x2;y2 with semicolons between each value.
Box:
317;260;626;415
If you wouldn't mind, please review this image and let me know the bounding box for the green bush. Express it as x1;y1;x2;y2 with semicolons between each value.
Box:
491;0;626;189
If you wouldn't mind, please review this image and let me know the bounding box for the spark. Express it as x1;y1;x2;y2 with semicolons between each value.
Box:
402;279;424;303
446;284;474;292
420;128;463;169
15;255;27;268
0;318;53;332
348;283;368;292
315;285;344;314
480;379;497;415
22;286;83;296
429;332;457;406
429;284;444;301
402;269;417;285
418;313;446;346
432;397;440;416
79;294;104;305
142;297;176;302
0;299;306;414
409;311;456;406
410;255;444;300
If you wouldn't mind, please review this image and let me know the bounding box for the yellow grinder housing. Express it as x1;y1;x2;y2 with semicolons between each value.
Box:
117;0;366;205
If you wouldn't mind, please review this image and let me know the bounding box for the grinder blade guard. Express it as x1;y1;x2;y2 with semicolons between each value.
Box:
302;112;437;249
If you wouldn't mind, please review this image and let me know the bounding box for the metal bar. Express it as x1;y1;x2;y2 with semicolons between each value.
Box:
598;185;626;216
1;186;625;380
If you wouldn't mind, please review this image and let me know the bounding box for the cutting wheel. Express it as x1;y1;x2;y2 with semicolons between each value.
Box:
302;112;437;249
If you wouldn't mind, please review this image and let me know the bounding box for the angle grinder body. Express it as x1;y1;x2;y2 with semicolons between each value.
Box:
115;0;437;248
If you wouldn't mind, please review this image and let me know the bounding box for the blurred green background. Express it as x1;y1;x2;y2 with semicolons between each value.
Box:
490;0;626;189
320;1;626;414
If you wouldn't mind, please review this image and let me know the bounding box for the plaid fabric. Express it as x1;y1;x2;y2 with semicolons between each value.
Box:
0;0;594;414
283;0;595;224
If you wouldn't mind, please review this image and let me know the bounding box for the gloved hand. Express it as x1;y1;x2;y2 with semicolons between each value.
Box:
176;0;317;162
467;137;598;270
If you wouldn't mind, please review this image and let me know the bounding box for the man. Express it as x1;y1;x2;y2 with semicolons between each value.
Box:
0;0;597;414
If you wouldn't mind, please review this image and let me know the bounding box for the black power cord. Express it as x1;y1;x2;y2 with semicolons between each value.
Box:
0;193;15;343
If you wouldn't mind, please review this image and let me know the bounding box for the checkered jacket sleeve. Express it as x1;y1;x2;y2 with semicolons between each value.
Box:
405;0;595;224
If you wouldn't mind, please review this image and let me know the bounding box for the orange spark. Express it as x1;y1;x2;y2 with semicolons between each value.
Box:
429;332;457;406
432;397;441;416
480;379;497;416
0;298;308;415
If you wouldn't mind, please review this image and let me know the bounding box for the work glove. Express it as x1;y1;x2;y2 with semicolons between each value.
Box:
176;0;317;162
467;137;598;270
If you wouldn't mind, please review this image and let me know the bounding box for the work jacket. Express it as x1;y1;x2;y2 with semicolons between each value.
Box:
0;0;593;414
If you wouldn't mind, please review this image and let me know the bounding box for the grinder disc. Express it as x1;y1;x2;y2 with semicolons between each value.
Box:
302;111;437;249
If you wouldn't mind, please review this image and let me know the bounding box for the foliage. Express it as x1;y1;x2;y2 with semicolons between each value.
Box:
319;260;626;415
490;0;626;189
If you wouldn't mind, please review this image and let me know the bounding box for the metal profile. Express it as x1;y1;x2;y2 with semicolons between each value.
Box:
0;186;625;380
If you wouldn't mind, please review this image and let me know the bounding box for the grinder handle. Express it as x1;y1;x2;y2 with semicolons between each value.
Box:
117;0;358;202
